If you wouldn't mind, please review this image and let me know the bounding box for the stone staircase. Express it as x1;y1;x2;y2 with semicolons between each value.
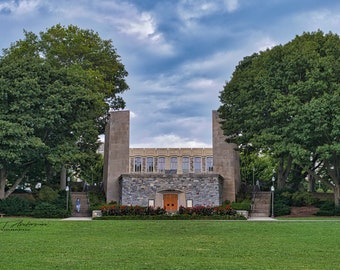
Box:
70;192;90;217
251;191;271;218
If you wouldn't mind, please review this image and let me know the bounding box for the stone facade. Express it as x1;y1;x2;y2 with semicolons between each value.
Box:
120;173;223;207
103;110;240;210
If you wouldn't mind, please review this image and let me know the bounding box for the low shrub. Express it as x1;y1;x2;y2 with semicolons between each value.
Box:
88;189;106;212
0;196;32;216
271;192;291;217
273;201;291;216
96;214;246;220
99;204;246;220
230;201;251;211
38;186;59;202
179;205;237;216
100;204;167;216
334;205;340;216
315;201;340;216
32;202;68;218
291;192;319;207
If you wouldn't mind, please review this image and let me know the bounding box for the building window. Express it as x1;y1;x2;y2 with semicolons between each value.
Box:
158;157;165;172
206;157;213;172
194;157;201;172
170;157;178;170
186;199;193;208
182;157;189;173
134;157;141;172
148;199;155;207
147;157;154;172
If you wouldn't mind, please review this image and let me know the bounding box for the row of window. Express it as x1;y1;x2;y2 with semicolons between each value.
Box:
132;156;213;173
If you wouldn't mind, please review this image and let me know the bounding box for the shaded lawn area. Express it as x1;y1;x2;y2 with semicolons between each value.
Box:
1;218;340;269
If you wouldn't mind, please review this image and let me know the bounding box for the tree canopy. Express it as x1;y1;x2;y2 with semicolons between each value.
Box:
0;24;129;198
218;31;340;204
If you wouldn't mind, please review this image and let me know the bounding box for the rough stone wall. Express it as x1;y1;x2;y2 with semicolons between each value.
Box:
120;173;222;207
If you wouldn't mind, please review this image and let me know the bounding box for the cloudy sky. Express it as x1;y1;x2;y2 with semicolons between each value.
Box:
1;0;340;148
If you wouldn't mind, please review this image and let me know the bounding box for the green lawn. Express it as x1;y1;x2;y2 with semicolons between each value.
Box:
1;218;340;269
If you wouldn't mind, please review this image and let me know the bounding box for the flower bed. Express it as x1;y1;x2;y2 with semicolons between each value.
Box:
100;204;167;216
97;204;246;220
179;205;237;216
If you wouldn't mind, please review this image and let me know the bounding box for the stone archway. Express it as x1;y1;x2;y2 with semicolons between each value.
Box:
156;190;185;212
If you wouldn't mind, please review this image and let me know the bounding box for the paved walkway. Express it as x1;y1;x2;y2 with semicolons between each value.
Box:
247;217;277;221
63;216;278;221
62;217;92;221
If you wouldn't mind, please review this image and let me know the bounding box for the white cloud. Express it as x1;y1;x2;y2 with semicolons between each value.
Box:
95;3;174;56
178;0;239;21
130;111;137;119
179;49;245;81
249;34;277;52
292;9;340;32
179;34;277;77
131;134;210;148
185;78;218;90
120;12;157;40
8;0;175;57
224;0;239;12
0;0;41;15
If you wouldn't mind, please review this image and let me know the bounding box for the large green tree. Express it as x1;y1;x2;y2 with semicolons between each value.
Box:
219;31;340;204
0;25;128;198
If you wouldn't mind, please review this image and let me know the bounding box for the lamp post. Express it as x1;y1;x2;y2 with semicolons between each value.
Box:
66;176;70;210
271;175;275;218
252;167;255;192
65;185;69;210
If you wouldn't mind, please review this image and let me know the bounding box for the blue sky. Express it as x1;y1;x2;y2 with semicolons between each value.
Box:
1;0;340;147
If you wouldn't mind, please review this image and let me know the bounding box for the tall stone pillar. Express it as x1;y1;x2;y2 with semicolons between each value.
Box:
212;110;240;203
103;111;130;203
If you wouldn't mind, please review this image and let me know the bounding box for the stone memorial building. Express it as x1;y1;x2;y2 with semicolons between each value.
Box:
103;110;240;211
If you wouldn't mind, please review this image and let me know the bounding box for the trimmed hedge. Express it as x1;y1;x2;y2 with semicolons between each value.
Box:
0;196;32;216
179;205;237;216
32;202;69;218
315;201;340;216
101;204;167;216
95;214;247;220
99;204;246;220
0;188;70;218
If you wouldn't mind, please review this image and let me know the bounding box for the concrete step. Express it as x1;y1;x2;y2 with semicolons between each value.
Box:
70;192;90;217
250;213;270;218
251;192;271;218
253;204;270;208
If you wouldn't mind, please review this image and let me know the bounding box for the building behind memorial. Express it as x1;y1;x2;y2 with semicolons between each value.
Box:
103;110;240;211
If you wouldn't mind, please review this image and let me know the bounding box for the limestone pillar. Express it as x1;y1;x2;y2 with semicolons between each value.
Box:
103;111;130;203
212;110;240;203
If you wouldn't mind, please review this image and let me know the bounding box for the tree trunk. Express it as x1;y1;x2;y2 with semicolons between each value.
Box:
60;165;66;190
45;161;54;184
325;157;340;206
0;168;7;199
4;166;31;198
277;155;292;189
307;173;316;192
334;184;340;206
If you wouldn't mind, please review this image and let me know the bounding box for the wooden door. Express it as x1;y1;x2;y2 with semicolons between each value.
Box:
163;194;178;212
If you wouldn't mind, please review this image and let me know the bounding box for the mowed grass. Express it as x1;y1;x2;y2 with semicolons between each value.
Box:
1;218;340;270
